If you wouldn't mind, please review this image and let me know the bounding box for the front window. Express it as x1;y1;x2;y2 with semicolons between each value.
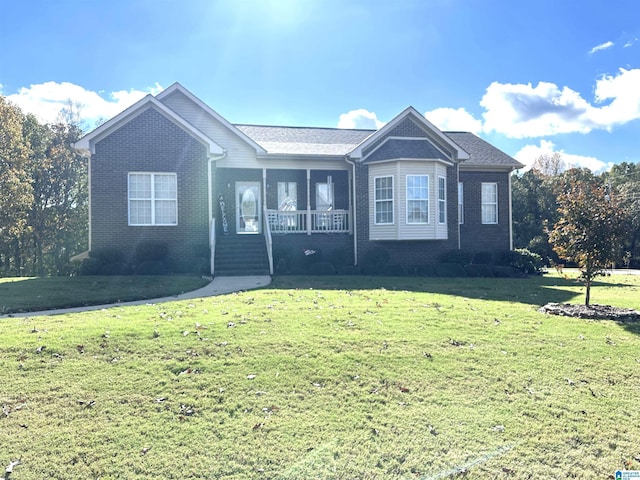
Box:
277;182;297;211
438;176;446;224
406;175;428;224
316;182;334;211
481;182;498;224
375;176;394;224
128;173;177;226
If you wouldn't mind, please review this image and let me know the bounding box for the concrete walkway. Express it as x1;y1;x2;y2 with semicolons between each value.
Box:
1;275;272;318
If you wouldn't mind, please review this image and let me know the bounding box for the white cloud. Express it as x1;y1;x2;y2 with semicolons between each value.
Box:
514;139;613;173
589;41;614;54
337;109;385;129
480;68;640;138
4;81;163;126
424;107;482;134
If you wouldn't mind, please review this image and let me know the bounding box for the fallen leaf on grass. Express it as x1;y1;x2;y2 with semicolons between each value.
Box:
141;447;151;455
247;374;256;380
399;386;410;393
76;345;85;353
4;459;21;477
492;425;505;432
35;345;46;354
428;425;438;436
253;422;264;430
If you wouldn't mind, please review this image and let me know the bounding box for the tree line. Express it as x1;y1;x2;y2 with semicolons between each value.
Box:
0;96;88;276
513;153;640;269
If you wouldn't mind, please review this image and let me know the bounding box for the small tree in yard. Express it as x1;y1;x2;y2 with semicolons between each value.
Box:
549;170;628;306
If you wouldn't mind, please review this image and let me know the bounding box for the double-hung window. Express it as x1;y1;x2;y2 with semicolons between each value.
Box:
128;173;177;226
406;175;428;224
374;176;394;224
438;176;446;224
481;182;498;224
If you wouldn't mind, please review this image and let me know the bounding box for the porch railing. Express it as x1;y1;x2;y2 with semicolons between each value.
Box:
266;209;350;235
263;207;274;275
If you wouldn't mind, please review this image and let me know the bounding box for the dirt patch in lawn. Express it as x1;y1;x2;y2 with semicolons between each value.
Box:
539;303;640;322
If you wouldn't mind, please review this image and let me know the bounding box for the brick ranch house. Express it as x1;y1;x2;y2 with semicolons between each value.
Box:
75;83;523;276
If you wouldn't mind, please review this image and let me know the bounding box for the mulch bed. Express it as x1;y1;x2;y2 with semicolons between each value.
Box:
539;303;640;322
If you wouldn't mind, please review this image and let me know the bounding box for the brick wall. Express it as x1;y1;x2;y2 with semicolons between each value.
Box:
91;107;209;269
459;170;512;253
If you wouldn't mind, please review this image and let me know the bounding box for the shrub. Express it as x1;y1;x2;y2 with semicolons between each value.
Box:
309;262;337;275
407;264;435;277
464;264;493;277
135;240;169;263
89;247;125;264
440;250;473;265
434;263;467;277
100;262;131;276
491;266;524;278
134;260;169;275
472;251;493;265
339;265;360;275
383;264;405;276
507;248;543;274
360;247;390;275
79;258;103;275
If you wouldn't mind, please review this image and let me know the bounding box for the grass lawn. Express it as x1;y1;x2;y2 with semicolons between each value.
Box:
1;273;639;479
0;275;210;314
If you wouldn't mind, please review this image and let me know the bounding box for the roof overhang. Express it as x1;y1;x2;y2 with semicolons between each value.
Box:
74;94;225;157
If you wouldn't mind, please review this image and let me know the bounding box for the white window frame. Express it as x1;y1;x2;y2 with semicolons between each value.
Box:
374;176;394;225
438;176;446;224
315;182;334;211
481;182;498;225
128;172;178;226
458;182;464;225
406;175;429;224
277;181;297;211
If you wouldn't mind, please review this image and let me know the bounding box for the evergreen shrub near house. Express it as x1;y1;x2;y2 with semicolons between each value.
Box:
360;247;390;275
498;248;543;275
309;261;337;275
440;249;474;265
433;263;467;277
407;264;435;277
79;247;129;276
464;264;493;277
382;263;405;276
133;240;169;275
472;251;493;265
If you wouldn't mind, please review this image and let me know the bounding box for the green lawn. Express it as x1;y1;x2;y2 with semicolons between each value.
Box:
0;275;210;314
1;274;639;479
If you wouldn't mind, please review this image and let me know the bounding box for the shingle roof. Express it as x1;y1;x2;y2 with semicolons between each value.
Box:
365;138;448;163
445;132;523;169
234;125;373;156
233;124;523;169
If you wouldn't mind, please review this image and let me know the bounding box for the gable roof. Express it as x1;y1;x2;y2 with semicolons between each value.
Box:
157;83;267;155
234;125;373;156
363;137;450;164
349;107;470;161
445;132;524;170
74;94;224;157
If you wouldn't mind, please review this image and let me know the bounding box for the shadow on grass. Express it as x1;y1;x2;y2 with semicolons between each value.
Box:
269;274;634;308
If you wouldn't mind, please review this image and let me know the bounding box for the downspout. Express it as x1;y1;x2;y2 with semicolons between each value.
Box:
508;168;514;251
344;155;358;265
456;161;461;250
209;150;227;276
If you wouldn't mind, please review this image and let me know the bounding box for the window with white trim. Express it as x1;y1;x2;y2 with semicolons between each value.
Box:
458;182;464;225
438;176;446;224
315;182;334;211
406;175;428;224
277;182;297;211
481;182;498;224
374;176;394;224
128;173;177;226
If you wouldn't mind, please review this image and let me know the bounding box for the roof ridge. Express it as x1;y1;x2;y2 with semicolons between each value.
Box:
234;123;376;132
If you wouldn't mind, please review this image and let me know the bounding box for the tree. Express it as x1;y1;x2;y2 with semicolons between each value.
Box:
0;97;34;274
605;162;640;267
549;169;628;305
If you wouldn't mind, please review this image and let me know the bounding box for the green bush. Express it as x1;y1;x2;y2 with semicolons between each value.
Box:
89;247;126;264
491;266;524;278
472;251;493;265
79;258;103;275
134;260;169;275
507;248;543;274
434;263;467;277
440;250;473;265
407;265;435;277
464;264;493;277
135;240;169;263
100;262;131;276
360;247;390;275
383;264;405;276
309;262;337;275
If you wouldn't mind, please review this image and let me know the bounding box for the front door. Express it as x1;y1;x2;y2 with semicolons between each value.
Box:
236;181;261;234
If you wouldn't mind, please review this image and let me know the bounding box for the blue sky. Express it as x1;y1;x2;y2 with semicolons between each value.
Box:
1;0;639;171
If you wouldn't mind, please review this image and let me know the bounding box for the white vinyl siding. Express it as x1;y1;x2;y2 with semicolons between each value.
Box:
374;176;394;224
458;182;464;225
438;176;446;224
481;182;498;224
406;175;429;224
128;173;177;226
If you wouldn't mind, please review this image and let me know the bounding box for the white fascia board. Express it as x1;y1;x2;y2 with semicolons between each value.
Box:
349;106;470;161
364;157;455;167
74;95;224;157
157;83;267;155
